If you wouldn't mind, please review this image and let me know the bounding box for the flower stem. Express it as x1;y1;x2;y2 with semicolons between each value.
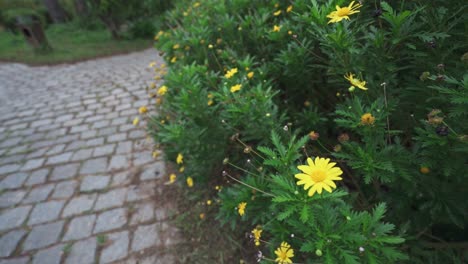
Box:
223;172;275;197
227;162;261;177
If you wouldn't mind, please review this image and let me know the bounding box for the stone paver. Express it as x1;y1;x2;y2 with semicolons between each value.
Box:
32;244;63;264
0;229;26;257
63;214;96;241
28;200;65;225
132;223;159;251
66;237;96;264
0;173;28;190
100;231;129;263
23;221;64;251
62;194;96;218
80;175;110;192
94;208;127;233
52;180;77;199
0;190;26;208
22;184;55;204
0;206;31;231
0;50;181;263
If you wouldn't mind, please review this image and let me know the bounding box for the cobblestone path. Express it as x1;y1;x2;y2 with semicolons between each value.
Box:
0;50;180;264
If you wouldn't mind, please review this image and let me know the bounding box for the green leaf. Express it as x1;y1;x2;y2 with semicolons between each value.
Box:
300;205;310;223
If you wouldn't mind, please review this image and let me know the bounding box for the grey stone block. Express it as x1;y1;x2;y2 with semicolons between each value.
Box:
107;133;127;143
20;158;45;171
0;190;26;208
80;158;108;174
70;148;93;161
52;180;77;199
0;172;28;189
99;231;129;263
126;183;155;202
116;141;132;154
132;151;153;166
86;137;104;147
28;200;65;225
23;221;64;251
130;202;154;225
62;194;96;218
80;175;110;192
93;208;127;234
0;205;32;231
129;130;145;139
65;237;96;264
32;244;63;264
22;184;55;204
94;188;127;211
0;229;27;257
51;163;79;181
46;152;73;165
63;214;96;241
25;168;49;186
108;155;129;170
92;144;115;157
131;223;159;251
140;161;165;181
45;144;66;155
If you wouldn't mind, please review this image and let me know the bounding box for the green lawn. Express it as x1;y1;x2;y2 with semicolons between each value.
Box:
0;24;152;65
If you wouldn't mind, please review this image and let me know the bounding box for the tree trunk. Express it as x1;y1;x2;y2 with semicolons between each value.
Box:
99;15;120;39
73;0;88;16
42;0;68;23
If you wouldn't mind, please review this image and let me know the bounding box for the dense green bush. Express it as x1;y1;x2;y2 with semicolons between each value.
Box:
0;0;48;32
148;0;468;263
85;0;173;38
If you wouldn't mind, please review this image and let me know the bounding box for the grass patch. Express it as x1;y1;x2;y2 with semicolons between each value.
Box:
0;24;151;65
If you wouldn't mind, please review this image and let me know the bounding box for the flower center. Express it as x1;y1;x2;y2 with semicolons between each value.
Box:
336;7;351;17
311;169;327;182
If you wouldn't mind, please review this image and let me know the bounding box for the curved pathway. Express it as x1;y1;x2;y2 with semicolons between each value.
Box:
0;50;180;264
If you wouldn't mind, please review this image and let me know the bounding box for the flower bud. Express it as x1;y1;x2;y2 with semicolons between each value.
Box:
315;249;323;256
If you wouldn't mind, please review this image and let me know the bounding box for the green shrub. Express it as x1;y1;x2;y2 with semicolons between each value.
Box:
147;0;468;262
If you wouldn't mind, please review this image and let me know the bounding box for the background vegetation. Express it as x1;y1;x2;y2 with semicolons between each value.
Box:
0;0;172;64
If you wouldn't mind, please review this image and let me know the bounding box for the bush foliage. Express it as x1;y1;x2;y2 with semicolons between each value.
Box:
147;0;468;263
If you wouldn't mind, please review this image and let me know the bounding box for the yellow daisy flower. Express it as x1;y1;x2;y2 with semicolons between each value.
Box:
327;1;362;24
152;151;160;158
186;177;194;187
238;202;247;216
157;85;168;96
132;117;139;126
247;72;254;79
251;227;262;246
176;153;183;164
344;73;368;90
274;242;294;264
420;167;430;174
207;100;214;106
360;113;375;125
138;106;148;114
274;10;282;16
273;25;281;32
206;200;212;205
225;68;238;78
295;157;343;196
179;166;185;173
286;5;293;13
148;61;156;68
173;44;180;49
171;56;177;63
230;84;242;93
169;173;176;183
